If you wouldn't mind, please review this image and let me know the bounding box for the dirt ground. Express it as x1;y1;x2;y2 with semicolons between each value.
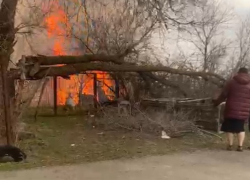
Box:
1;150;250;180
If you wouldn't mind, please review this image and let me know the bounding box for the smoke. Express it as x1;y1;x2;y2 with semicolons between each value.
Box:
11;0;57;68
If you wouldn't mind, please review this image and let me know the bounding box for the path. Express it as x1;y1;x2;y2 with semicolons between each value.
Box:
1;150;250;180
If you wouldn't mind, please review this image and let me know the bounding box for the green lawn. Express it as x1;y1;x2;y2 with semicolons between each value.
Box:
0;110;225;171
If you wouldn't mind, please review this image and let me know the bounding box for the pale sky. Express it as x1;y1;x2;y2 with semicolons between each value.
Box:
227;0;250;17
229;0;250;9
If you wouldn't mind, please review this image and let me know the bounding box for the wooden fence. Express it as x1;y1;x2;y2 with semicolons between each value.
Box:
141;98;224;133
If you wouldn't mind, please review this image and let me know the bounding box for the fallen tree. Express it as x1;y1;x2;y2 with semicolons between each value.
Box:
4;53;226;110
24;54;129;65
13;54;226;87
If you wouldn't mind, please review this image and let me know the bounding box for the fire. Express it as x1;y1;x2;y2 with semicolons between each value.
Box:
44;1;115;105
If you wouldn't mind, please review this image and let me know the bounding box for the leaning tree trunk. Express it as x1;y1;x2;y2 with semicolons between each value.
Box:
0;0;19;145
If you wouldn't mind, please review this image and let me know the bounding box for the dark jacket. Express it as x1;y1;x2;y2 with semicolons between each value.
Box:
214;73;250;121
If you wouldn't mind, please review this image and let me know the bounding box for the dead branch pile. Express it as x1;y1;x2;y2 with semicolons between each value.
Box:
93;106;200;138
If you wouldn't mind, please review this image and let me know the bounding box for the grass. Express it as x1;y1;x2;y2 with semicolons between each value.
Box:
0;109;225;171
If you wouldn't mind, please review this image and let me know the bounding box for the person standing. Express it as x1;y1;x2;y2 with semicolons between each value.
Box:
213;67;250;151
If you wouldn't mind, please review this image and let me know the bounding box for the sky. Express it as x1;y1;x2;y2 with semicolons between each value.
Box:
224;1;249;23
151;0;250;64
228;0;250;16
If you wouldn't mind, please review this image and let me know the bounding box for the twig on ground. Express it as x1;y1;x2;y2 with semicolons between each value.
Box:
198;128;223;140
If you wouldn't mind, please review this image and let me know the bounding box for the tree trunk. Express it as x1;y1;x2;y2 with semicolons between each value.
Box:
0;56;16;145
0;0;19;145
0;62;11;144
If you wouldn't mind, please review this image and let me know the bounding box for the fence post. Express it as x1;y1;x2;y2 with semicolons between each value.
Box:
53;76;58;115
115;79;119;99
93;74;98;108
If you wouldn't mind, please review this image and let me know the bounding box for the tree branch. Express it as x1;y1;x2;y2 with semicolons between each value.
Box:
21;62;225;86
24;53;130;66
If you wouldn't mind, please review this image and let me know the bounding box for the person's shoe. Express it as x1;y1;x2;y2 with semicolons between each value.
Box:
236;146;243;152
227;145;233;151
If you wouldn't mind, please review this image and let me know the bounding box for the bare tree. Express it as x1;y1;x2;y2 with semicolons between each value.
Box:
231;15;250;74
0;0;20;145
178;0;233;73
141;0;201;29
0;0;50;145
218;14;250;79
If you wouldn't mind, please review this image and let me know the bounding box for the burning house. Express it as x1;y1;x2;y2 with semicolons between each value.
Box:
27;0;118;107
31;73;117;107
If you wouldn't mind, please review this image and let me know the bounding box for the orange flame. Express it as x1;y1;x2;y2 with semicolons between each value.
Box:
45;2;115;105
